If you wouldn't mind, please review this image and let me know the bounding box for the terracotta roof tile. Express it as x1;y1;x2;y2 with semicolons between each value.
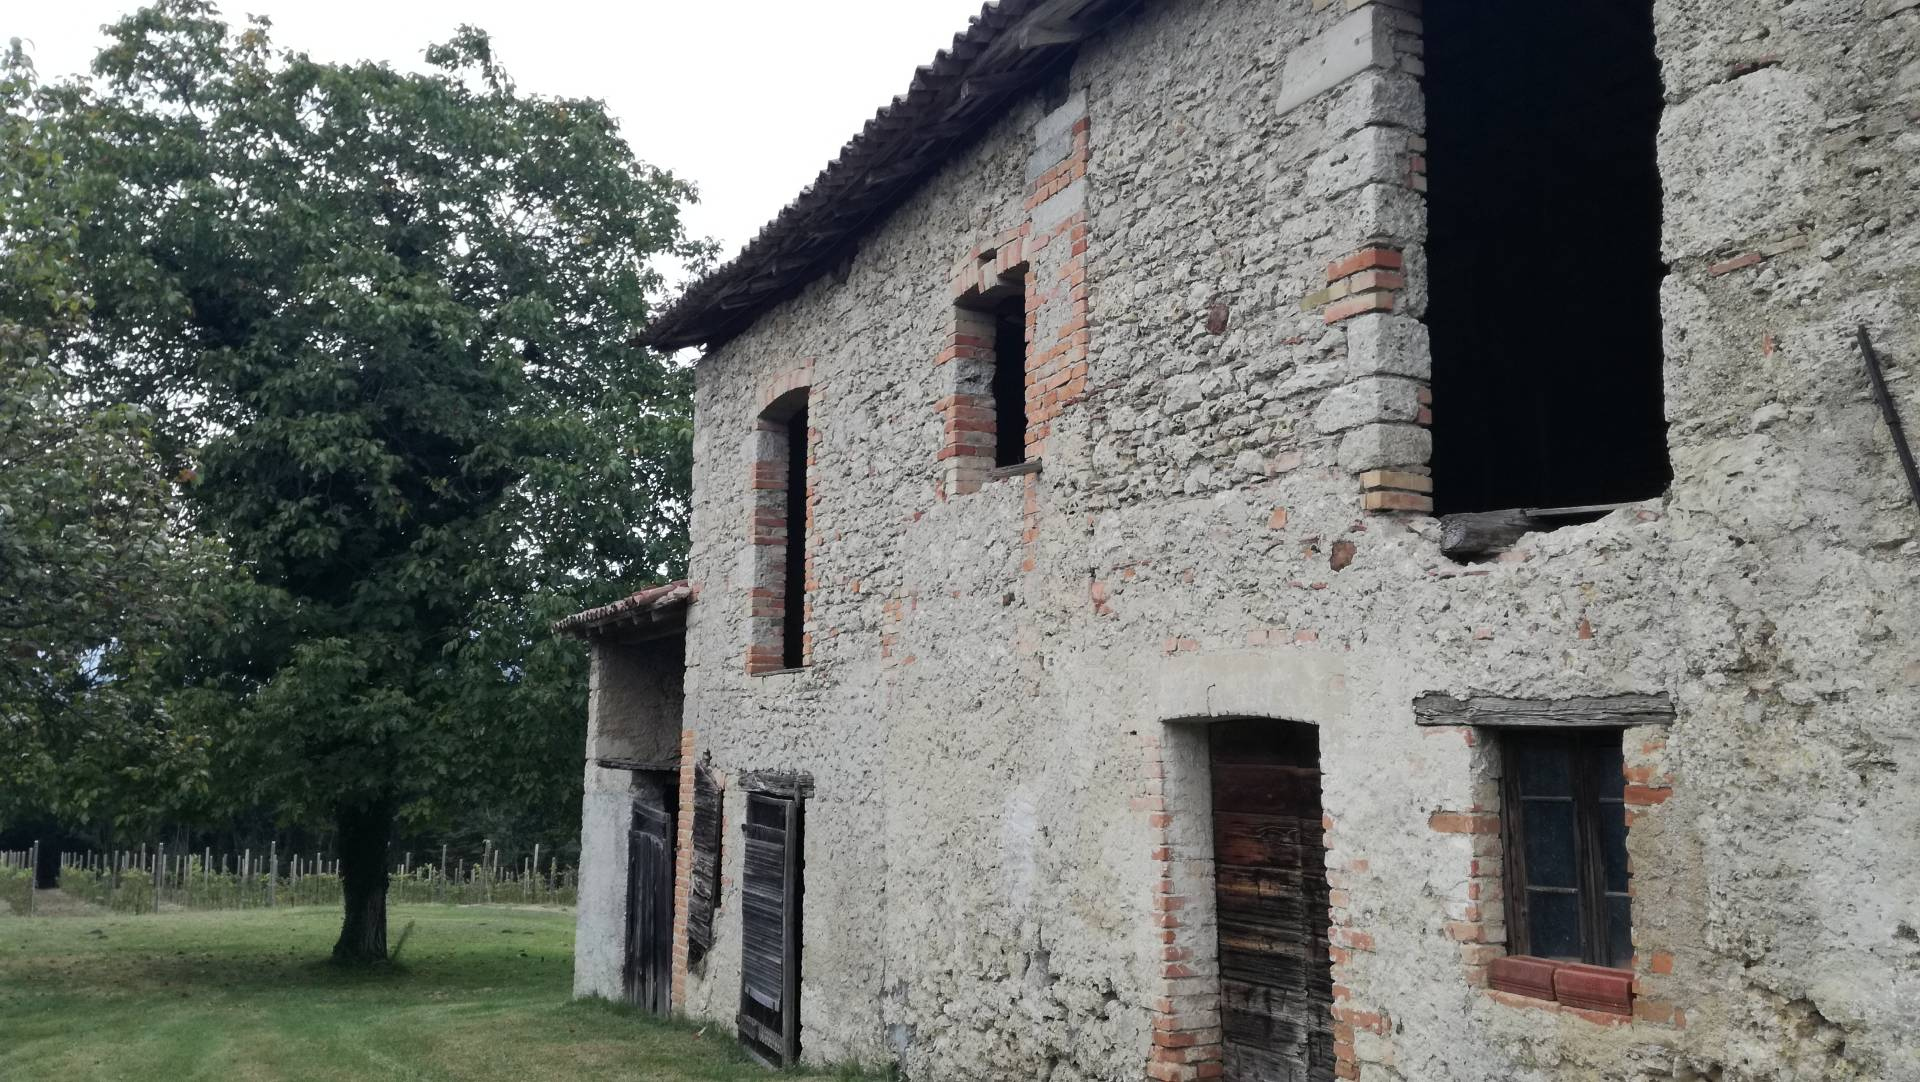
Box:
553;580;693;638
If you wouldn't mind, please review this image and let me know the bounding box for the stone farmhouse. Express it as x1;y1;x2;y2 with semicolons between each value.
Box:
556;0;1920;1078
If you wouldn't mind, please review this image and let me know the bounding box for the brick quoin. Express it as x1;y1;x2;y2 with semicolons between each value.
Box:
670;728;697;1010
1137;731;1224;1082
1324;815;1393;1080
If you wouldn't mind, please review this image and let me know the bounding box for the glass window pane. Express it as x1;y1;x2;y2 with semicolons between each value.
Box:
1521;799;1578;888
1597;798;1630;893
1527;890;1581;961
1591;741;1625;800
1514;741;1571;797
1605;894;1633;968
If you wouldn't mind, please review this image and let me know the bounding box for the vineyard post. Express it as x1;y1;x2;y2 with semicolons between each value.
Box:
26;841;36;916
267;842;277;908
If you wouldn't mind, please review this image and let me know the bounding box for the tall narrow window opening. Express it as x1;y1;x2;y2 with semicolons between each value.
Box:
1425;1;1671;514
748;387;809;675
992;297;1028;467
781;405;808;670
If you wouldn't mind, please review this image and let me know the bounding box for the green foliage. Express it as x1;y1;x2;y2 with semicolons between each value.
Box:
0;41;217;830
15;1;709;887
0;867;30;914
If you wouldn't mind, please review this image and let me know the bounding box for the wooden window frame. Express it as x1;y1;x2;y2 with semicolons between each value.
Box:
1499;728;1630;968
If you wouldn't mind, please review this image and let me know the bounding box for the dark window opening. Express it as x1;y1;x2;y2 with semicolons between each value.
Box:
782;405;808;669
992;297;1028;467
1500;730;1631;968
1425;0;1671;514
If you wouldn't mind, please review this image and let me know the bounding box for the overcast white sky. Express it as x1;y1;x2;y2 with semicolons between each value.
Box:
9;1;989;261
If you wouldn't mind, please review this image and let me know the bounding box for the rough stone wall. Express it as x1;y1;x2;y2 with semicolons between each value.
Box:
663;0;1920;1079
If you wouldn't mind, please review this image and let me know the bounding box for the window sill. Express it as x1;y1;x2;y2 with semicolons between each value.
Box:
987;460;1042;480
748;666;810;678
1487;955;1633;1017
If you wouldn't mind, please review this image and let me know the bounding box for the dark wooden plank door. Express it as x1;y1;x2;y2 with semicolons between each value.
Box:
1211;721;1334;1082
738;791;803;1067
626;800;674;1017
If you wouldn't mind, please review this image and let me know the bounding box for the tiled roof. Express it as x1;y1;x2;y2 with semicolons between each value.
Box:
553;580;693;638
645;0;1143;351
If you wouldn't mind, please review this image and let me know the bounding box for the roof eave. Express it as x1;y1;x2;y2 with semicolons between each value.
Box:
644;0;1144;353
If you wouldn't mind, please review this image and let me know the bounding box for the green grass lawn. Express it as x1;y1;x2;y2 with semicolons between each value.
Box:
0;901;852;1081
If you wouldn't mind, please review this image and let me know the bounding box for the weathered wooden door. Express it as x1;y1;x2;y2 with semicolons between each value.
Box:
1211;721;1335;1082
626;800;674;1016
737;791;803;1067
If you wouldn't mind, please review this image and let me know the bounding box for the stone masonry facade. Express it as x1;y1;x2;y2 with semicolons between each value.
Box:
572;0;1920;1079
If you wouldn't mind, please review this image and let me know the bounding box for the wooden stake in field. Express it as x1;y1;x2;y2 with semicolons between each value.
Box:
267;842;278;908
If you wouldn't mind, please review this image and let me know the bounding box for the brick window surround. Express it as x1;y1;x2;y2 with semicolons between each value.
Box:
1421;708;1684;1028
940;249;1034;496
1143;721;1394;1082
747;380;813;674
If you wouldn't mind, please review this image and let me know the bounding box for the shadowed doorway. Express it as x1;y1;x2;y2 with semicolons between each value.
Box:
1210;720;1334;1081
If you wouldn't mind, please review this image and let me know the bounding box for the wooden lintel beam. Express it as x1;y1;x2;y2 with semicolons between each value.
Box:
737;769;816;797
1412;692;1675;729
1439;503;1634;559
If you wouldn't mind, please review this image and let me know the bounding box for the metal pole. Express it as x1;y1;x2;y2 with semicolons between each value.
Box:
1857;326;1920;514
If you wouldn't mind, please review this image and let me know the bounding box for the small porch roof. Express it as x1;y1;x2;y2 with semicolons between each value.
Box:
553;580;693;641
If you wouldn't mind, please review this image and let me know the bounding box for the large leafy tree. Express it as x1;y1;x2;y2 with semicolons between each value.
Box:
36;2;707;960
0;42;214;834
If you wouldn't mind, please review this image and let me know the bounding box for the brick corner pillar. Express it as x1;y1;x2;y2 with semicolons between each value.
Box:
670;728;698;1012
1138;730;1225;1082
936;303;1001;496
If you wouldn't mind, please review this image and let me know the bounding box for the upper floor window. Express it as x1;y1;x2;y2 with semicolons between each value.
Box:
748;389;809;673
1425;0;1671;514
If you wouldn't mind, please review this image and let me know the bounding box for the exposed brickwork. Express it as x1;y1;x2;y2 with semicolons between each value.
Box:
940;103;1091;499
1424;727;1691;1029
1138;731;1224;1082
1360;468;1434;514
670;727;697;1010
1324;815;1393;1080
746;366;815;674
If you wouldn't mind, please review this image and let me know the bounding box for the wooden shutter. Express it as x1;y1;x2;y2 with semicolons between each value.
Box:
626;801;674;1016
737;790;803;1067
687;765;722;960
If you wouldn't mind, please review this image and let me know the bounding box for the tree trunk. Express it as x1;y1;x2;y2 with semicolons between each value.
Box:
332;800;394;964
